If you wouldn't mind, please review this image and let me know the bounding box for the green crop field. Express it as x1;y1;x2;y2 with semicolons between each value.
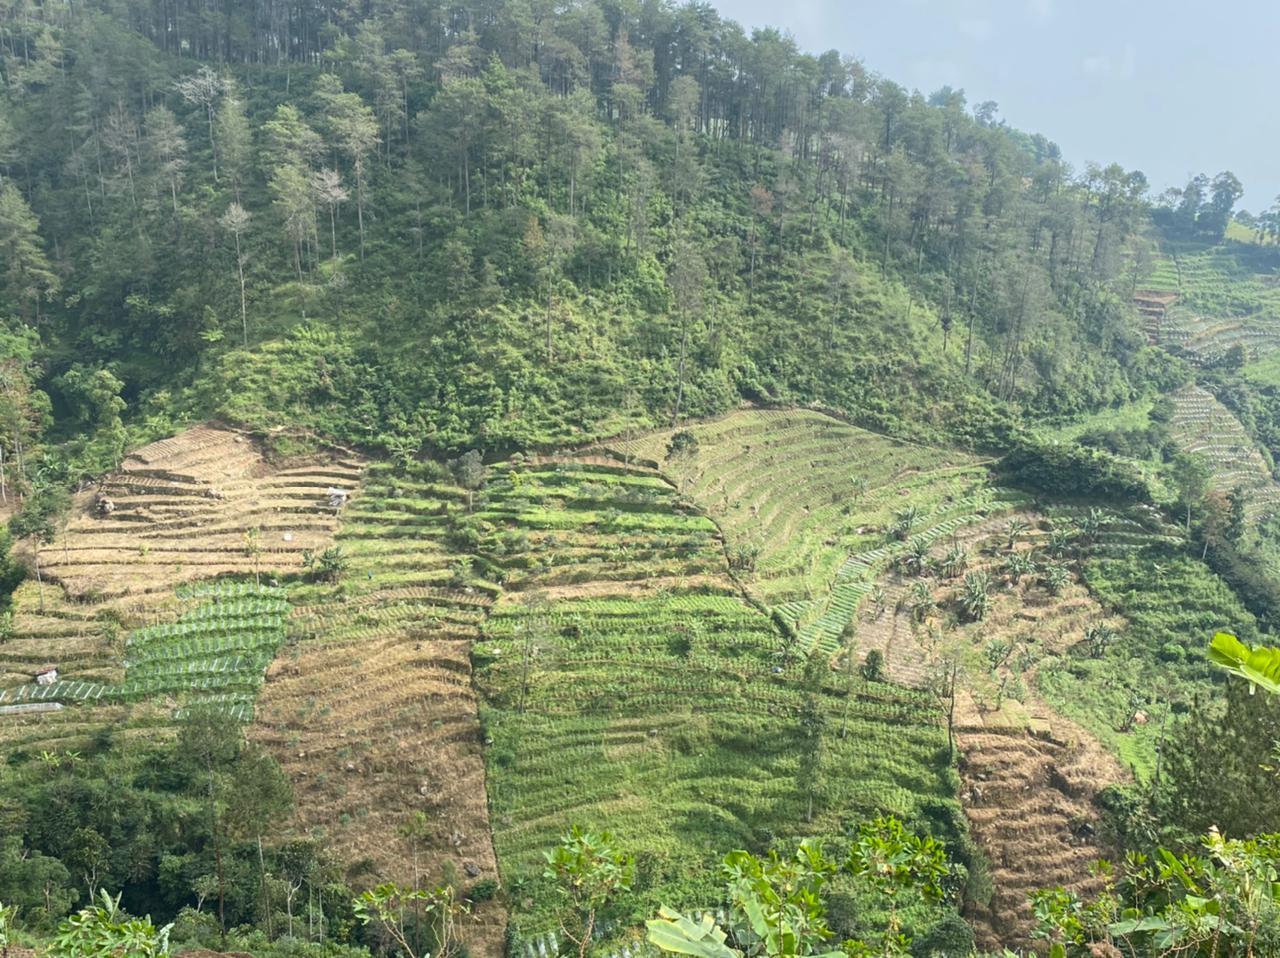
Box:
1039;399;1157;443
1138;237;1280;362
471;457;963;938
1039;542;1259;780
1169;385;1280;523
0;581;288;720
609;410;1025;658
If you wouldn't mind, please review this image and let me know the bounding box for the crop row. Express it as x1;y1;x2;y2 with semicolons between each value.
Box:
176;581;286;600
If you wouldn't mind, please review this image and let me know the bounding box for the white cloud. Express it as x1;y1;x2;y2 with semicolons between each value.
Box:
1027;0;1053;20
957;17;992;41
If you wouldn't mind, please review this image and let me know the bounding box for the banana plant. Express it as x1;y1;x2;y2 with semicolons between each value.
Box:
0;900;16;953
1209;632;1280;695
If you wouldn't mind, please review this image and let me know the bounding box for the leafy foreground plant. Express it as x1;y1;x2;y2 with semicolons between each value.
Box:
1209;632;1280;694
352;883;470;958
47;890;171;958
1029;634;1280;958
1032;832;1280;958
544;825;635;958
645;817;947;958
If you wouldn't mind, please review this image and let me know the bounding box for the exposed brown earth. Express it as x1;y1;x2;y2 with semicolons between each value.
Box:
1133;289;1179;344
844;515;1128;950
248;470;506;956
36;424;362;606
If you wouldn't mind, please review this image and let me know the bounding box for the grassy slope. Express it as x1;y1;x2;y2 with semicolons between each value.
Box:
607;410;1190;946
1029;504;1214;778
1139;234;1280;362
471;457;960;939
608;410;1024;658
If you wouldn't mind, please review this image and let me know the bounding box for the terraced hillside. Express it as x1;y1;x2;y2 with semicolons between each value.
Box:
1137;239;1280;362
1134;290;1179;344
1169;384;1280;522
610;413;1163;950
842;508;1136;949
609;410;1024;659
38;424;363;604
251;463;503;936
0;580;289;716
3;434;507;954
0;426;358;751
472;457;962;940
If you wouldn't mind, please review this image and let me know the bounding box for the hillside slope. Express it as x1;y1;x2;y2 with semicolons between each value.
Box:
614;409;1134;949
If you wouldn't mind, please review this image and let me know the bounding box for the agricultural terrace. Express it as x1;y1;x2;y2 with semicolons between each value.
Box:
1169;385;1280;522
608;410;1024;659
1137;237;1280;362
472;458;963;939
846;504;1141;950
37;424;362;604
1039;510;1261;779
0;425;357;754
251;462;504;951
0;580;287;713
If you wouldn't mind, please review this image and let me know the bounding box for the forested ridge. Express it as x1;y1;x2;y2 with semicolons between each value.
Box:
4;3;1280;958
0;0;1188;473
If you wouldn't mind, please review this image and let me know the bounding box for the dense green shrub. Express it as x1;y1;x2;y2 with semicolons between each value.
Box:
997;437;1154;502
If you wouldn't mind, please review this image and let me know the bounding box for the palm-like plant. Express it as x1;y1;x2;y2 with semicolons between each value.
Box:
1046;524;1074;558
1084;625;1118;658
890;506;920;541
1043;562;1071;595
909;581;936;622
867;586;888;620
1076;508;1109;545
959;571;992;622
1004;517;1029;550
939;545;968;579
1003;552;1037;584
904;537;931;576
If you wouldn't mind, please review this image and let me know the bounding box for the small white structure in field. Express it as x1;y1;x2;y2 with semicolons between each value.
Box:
35;668;58;686
326;487;349;510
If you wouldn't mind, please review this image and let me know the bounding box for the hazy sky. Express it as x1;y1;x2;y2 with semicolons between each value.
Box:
710;0;1279;210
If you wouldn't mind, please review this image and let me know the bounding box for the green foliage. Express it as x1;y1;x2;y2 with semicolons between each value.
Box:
301;545;348;584
666;431;700;462
958;572;992;622
646;821;948;958
0;900;17;951
353;883;468;958
543;826;635;912
0;0;1178;468
859;650;884;683
1208;632;1280;694
49;890;172;958
0;705;302;934
997;437;1153;502
0;529;24;615
1157;679;1280;840
544;826;634;958
1033;831;1280;957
